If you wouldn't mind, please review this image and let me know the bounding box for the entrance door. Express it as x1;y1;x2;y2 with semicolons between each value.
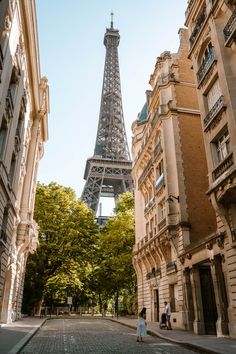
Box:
154;289;159;322
199;266;217;334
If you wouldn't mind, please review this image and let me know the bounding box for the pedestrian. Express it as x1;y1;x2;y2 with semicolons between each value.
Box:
164;301;172;330
136;307;147;342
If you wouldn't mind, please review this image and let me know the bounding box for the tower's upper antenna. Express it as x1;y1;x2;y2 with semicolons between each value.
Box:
110;12;114;29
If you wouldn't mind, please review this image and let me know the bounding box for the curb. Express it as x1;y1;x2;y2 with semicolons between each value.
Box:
7;318;47;354
108;318;220;354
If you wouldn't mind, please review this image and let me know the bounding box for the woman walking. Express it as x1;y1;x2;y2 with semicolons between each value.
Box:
137;307;147;342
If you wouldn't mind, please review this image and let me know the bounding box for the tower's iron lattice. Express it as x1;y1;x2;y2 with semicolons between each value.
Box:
81;16;132;214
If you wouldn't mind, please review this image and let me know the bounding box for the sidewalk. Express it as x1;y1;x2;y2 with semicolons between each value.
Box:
109;316;236;354
0;317;46;354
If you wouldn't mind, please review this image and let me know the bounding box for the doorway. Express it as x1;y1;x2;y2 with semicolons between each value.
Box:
154;289;159;322
199;266;217;334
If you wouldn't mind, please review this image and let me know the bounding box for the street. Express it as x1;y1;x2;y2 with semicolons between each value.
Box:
19;318;201;354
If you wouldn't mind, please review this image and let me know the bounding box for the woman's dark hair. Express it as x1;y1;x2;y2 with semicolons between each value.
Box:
140;307;146;316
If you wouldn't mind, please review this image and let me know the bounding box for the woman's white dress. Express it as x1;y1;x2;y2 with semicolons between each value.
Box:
137;316;147;337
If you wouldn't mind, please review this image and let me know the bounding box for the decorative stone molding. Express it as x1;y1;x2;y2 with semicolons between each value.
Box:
186;253;192;260
206;241;213;250
216;232;225;249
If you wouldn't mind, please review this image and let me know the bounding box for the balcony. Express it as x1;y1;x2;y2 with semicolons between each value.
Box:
146;267;161;280
189;8;206;47
166;261;177;274
144;197;155;214
212;152;234;180
197;50;216;85
204;95;226;131
224;10;236;47
6;89;14;118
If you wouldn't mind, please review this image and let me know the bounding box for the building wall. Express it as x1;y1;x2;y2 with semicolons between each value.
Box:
0;0;49;324
132;28;216;331
185;0;236;337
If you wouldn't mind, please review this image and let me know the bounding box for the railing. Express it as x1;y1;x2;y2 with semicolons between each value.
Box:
22;89;27;112
6;89;14;117
213;152;234;180
146;267;161;280
223;10;236;46
197;50;216;84
166;261;177;273
204;95;226;130
189;8;206;47
144;197;155;213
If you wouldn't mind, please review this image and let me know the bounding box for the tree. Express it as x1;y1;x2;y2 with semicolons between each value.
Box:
91;192;137;314
22;182;98;314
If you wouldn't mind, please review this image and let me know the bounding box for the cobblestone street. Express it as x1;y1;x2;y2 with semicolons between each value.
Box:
19;318;201;354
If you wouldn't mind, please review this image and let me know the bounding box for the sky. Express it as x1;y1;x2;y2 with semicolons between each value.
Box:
36;0;188;215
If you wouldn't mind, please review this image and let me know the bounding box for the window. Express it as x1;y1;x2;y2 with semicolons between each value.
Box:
155;160;164;189
212;130;230;165
0;207;8;244
0;116;7;157
9;152;16;183
158;200;166;221
169;284;179;312
207;79;222;111
202;42;214;64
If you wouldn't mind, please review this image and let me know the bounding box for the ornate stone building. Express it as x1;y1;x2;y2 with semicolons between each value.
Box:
0;0;49;323
132;29;218;333
185;0;236;337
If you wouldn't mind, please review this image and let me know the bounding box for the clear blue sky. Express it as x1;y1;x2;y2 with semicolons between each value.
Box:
36;0;188;213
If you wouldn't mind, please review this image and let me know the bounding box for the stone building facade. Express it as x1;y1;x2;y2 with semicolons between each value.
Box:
0;0;49;323
132;29;219;333
185;0;236;337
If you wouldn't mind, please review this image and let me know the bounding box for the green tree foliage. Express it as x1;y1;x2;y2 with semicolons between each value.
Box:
91;192;137;314
22;182;98;314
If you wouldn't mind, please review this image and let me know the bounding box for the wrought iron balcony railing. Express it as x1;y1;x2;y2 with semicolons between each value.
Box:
197;50;216;84
213;152;234;180
189;8;206;47
6;88;14;118
204;95;226;130
146;267;161;280
224;10;236;47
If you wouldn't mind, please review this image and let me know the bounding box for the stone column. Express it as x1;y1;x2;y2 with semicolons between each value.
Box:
190;266;205;334
210;255;229;336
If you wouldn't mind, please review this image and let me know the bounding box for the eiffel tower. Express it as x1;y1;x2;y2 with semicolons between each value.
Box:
81;14;132;214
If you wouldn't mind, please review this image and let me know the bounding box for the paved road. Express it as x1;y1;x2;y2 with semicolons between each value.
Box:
19;318;203;354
